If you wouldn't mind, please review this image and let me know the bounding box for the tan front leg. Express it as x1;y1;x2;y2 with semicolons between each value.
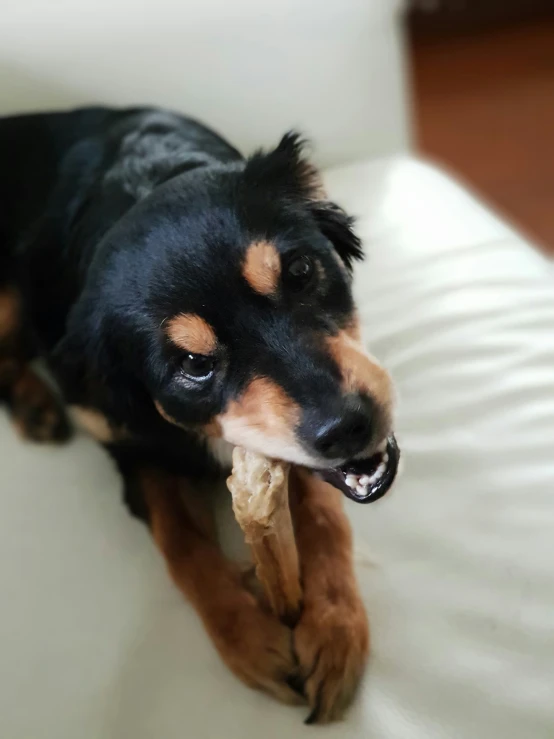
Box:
290;469;369;723
0;286;70;443
140;469;302;705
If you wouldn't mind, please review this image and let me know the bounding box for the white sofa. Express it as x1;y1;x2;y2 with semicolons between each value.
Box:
1;2;554;738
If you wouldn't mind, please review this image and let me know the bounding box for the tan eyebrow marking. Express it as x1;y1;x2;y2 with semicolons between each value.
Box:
242;241;281;296
166;313;217;355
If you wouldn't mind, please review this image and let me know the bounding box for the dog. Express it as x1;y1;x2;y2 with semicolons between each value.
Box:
0;106;399;723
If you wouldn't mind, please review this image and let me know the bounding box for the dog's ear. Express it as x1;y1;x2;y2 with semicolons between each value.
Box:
51;285;145;413
50;292;113;393
244;131;324;200
309;199;364;272
245;132;364;270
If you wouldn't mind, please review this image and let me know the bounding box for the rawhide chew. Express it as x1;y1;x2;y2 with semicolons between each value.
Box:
227;447;302;624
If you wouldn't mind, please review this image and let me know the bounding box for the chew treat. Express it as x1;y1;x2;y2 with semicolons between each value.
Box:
227;447;302;625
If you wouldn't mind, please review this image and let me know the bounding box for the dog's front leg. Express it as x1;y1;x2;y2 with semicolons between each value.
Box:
132;467;301;705
290;468;369;723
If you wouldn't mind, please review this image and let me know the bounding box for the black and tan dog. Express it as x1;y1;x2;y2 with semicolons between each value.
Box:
0;107;399;723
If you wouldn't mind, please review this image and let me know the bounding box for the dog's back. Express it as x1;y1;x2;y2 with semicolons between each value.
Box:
0;108;111;262
0;106;241;278
0;106;242;349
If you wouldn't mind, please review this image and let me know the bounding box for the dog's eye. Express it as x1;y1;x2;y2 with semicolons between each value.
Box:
180;353;214;380
284;255;315;291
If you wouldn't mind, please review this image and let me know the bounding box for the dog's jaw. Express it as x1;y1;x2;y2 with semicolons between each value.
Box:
318;434;400;503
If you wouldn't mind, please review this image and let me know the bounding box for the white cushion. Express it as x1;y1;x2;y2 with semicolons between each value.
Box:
0;0;408;167
1;155;554;738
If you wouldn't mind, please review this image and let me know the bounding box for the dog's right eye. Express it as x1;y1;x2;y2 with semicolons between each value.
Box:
180;353;214;381
284;255;315;292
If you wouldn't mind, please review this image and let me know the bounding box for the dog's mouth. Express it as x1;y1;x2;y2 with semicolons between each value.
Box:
317;435;400;503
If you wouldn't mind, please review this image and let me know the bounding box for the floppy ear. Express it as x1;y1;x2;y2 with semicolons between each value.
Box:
309;199;364;272
49;292;113;393
245;132;364;270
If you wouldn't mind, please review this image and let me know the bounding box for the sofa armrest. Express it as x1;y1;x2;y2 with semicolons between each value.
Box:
0;0;410;166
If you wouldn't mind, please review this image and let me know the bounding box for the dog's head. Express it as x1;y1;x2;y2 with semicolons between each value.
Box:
67;134;399;501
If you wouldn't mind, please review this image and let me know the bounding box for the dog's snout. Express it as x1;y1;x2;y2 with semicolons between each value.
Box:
307;395;375;462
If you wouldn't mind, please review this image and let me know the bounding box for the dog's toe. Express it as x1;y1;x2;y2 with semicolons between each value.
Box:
212;590;306;706
10;368;72;444
294;596;369;723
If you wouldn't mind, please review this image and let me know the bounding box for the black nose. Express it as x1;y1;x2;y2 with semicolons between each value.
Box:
310;396;374;461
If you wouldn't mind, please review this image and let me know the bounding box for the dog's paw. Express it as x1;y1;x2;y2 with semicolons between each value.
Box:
293;589;369;723
10;368;72;443
212;590;305;706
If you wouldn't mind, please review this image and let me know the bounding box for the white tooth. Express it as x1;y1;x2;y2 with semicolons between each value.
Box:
382;453;389;464
356;484;367;496
367;472;378;484
376;462;386;478
346;475;358;489
359;475;371;486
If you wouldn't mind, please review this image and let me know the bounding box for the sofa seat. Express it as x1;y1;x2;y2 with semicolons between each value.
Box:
1;155;553;739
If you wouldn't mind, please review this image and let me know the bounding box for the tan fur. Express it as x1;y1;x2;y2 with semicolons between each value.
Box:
0;287;20;340
141;469;301;705
0;290;67;441
326;321;394;437
344;317;362;342
123;465;370;722
216;377;308;464
166;313;217;356
242;241;281;296
290;468;369;723
11;368;67;443
71;406;121;443
202;418;223;437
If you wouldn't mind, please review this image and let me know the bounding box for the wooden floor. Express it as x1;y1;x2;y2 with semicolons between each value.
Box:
410;18;554;255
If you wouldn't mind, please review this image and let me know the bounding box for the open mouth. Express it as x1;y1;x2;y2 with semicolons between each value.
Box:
318;435;400;504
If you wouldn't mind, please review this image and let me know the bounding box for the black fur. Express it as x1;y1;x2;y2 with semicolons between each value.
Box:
0;106;365;517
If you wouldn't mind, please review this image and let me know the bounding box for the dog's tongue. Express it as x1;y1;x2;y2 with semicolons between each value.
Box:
319;435;400;503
